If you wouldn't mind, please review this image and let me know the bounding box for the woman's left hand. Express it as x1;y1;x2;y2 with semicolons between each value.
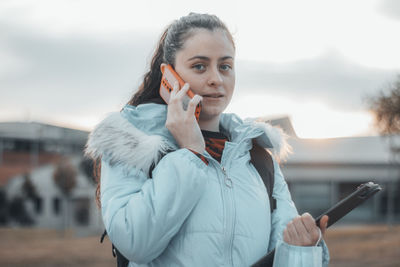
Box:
283;213;329;246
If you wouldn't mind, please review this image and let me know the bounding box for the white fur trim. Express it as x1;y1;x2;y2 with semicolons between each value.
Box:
252;121;292;161
84;112;173;174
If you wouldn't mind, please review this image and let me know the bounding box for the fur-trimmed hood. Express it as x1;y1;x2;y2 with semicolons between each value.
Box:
85;104;291;174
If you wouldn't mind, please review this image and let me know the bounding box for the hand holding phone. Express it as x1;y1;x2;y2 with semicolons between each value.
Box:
159;64;201;121
160;64;205;154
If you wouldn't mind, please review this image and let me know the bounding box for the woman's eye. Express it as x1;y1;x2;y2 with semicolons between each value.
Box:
193;64;205;71
220;64;232;71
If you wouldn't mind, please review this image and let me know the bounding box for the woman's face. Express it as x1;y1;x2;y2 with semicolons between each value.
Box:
173;29;235;121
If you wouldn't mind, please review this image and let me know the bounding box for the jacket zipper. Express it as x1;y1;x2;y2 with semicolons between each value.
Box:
222;164;237;266
218;164;234;266
222;166;233;187
205;153;236;266
206;138;254;266
220;141;244;267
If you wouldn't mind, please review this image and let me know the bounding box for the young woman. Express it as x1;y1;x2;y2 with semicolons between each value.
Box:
85;13;330;267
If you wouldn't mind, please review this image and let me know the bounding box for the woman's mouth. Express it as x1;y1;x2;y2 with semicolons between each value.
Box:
202;94;224;98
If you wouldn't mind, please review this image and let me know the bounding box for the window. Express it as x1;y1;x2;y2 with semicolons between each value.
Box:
34;197;42;214
73;198;90;226
379;181;400;215
290;182;331;217
53;197;61;215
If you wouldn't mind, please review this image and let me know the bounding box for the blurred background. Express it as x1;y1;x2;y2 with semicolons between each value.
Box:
0;0;399;266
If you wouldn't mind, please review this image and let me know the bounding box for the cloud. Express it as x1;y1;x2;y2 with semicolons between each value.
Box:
0;17;398;131
379;0;400;21
0;21;159;119
235;50;397;111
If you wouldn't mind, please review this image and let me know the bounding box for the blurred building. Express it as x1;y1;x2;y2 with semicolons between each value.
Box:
0;121;103;236
259;116;400;225
1;118;399;231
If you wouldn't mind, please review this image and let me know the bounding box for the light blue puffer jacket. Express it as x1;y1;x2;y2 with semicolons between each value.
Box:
85;103;329;267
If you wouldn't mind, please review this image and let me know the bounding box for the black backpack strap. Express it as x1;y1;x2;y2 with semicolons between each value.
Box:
100;230;130;267
250;142;277;212
114;246;130;267
100;229;107;243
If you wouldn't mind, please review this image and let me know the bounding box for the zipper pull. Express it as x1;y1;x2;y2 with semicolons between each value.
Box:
222;166;233;188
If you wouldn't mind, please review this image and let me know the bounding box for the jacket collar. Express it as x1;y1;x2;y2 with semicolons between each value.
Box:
220;113;291;160
85;104;290;174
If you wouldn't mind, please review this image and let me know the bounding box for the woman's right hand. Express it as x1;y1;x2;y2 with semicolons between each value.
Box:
165;81;205;154
283;213;329;247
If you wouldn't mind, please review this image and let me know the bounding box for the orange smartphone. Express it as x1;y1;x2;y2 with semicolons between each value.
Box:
159;64;201;121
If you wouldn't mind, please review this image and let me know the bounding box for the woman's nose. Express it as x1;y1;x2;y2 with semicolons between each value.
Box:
207;67;223;87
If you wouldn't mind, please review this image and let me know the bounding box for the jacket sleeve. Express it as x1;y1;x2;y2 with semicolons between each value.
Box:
268;159;330;267
100;148;209;264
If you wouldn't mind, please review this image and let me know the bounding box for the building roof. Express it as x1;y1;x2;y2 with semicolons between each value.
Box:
264;116;399;165
287;135;400;166
0;121;88;144
0;121;88;187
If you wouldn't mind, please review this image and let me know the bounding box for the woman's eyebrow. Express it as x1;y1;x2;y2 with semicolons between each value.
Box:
187;56;210;61
187;55;234;61
220;56;234;61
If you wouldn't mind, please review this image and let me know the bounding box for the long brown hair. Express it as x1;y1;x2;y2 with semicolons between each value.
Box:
95;13;235;207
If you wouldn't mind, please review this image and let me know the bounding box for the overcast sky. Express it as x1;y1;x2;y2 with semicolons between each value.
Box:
1;0;399;138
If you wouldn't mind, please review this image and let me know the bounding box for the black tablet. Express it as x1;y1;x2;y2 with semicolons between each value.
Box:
315;182;382;227
251;182;382;267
